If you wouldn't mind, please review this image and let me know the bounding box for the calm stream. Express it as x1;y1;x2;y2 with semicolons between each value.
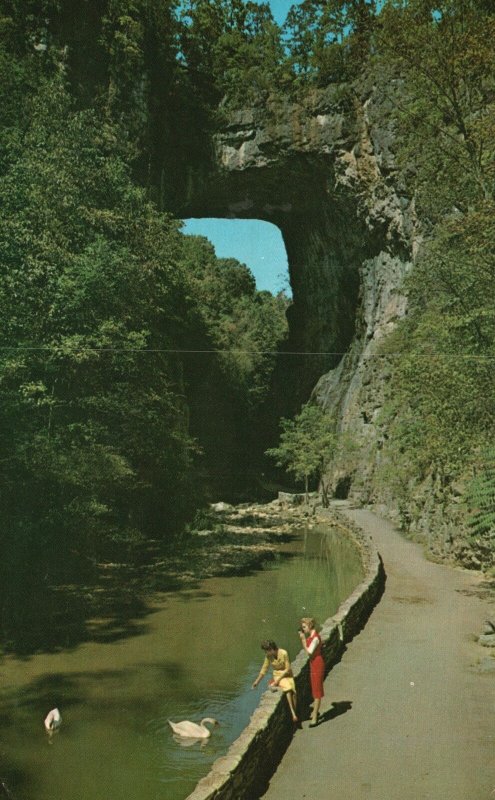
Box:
0;523;363;800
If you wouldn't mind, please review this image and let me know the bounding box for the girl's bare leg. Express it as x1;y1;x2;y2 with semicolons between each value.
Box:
310;698;321;725
285;691;297;721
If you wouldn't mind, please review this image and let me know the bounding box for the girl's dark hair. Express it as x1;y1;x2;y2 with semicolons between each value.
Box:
261;640;277;652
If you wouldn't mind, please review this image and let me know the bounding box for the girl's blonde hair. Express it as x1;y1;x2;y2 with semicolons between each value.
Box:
300;617;316;629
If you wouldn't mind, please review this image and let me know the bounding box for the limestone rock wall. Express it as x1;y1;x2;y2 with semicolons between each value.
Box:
169;76;416;409
163;72;469;562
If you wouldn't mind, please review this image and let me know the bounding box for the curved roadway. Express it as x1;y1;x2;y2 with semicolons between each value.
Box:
261;505;495;800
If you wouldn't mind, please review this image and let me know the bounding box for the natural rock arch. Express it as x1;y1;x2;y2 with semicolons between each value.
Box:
161;83;416;481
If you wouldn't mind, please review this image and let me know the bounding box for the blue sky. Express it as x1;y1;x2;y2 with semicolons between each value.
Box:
183;218;290;295
265;0;302;25
181;3;302;295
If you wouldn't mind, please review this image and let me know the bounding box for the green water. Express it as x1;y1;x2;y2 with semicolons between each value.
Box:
0;524;363;800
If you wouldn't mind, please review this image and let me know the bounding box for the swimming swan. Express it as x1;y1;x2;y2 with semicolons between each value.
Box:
44;708;62;732
168;717;218;738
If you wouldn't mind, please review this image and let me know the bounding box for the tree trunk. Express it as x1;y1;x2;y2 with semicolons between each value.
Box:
320;478;329;508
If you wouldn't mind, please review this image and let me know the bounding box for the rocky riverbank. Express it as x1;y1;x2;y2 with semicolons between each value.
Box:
161;496;322;582
79;497;330;634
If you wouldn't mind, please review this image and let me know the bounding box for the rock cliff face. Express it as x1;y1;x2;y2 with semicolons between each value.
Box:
165;74;419;502
160;72;476;565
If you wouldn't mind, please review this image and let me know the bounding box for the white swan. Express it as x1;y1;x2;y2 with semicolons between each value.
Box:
44;708;62;732
168;717;218;739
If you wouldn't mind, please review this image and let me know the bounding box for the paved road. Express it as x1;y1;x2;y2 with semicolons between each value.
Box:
261;506;495;800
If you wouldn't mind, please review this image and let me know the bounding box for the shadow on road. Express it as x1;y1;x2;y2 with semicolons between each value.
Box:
318;700;353;726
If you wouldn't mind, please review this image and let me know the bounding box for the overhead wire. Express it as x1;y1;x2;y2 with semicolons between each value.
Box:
0;346;493;359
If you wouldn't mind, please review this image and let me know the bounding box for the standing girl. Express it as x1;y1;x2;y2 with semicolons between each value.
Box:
299;617;324;727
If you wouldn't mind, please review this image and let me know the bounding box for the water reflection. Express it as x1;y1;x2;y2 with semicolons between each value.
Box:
0;525;363;800
0;530;288;657
172;735;209;748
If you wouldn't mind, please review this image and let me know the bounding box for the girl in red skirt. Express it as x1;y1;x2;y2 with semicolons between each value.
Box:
299;617;324;727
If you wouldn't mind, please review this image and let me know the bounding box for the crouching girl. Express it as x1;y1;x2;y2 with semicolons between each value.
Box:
252;640;298;724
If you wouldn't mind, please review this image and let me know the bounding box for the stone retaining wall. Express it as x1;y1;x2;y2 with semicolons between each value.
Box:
186;510;385;800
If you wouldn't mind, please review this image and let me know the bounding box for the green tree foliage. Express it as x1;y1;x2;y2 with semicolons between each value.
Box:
266;402;339;503
374;2;495;559
175;0;377;106
0;75;199;558
0;19;289;579
465;448;495;553
101;0;181;151
181;234;288;409
377;0;495;219
379;205;495;477
178;234;288;495
283;0;375;86
177;0;287;106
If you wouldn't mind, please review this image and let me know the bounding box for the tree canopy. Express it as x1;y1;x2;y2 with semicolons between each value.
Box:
0;21;289;598
266;402;341;503
373;0;495;563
